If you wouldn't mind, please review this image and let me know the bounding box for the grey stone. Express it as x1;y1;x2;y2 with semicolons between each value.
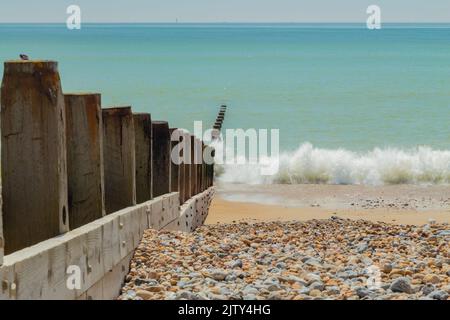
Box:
267;292;283;300
309;281;325;291
390;277;413;294
242;286;259;295
305;258;322;268
210;270;228;281
326;286;341;295
176;291;207;300
428;290;449;300
304;273;322;284
356;242;369;253
356;287;372;298
337;270;357;280
267;284;282;292
230;259;243;268
126;290;136;299
436;230;450;237
421;284;436;296
269;267;282;274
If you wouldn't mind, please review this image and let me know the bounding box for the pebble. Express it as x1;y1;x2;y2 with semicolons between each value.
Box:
118;220;450;300
355;287;372;299
427;290;449;300
421;284;436;295
209;270;228;281
422;274;441;284
230;259;243;269
309;289;322;297
390;277;413;294
309;281;325;291
136;290;153;300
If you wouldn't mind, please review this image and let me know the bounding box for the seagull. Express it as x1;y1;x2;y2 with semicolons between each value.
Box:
19;54;29;61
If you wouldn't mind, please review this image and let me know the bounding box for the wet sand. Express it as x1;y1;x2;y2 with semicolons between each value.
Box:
206;184;450;226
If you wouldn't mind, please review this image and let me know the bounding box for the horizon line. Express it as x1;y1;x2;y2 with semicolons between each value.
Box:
1;21;450;24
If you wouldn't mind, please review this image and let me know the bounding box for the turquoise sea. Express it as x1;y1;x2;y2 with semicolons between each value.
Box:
1;23;450;184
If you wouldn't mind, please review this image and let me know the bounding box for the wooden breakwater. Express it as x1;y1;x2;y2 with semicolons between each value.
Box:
0;60;217;300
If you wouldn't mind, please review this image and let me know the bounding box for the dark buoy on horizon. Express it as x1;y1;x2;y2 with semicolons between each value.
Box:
19;54;29;61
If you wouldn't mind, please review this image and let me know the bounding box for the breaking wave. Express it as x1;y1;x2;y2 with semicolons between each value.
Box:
216;142;450;185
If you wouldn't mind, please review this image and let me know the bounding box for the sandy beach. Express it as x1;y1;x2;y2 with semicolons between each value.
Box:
206;183;450;226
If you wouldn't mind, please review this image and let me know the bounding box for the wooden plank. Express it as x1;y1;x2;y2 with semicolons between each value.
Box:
209;147;216;187
101;217;118;272
183;132;192;202
0;194;3;266
149;196;164;230
102;107;136;214
152;121;170;197
133;113;152;203
102;252;133;300
86;279;104;300
190;135;197;197
139;204;149;235
12;243;53;299
65;93;105;229
0;194;180;300
148;193;180;230
162;193;180;228
178;145;186;204
0;264;15;300
164;187;214;233
170;128;181;194
195;139;201;194
1;60;69;254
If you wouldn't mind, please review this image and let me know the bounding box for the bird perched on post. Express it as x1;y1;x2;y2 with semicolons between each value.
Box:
19;54;29;61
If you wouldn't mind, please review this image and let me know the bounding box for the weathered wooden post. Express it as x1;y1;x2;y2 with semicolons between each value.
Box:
196;138;202;194
170;128;181;195
207;146;216;187
1;60;69;254
202;142;207;191
152;121;170;197
134;113;153;203
0;202;3;265
207;147;214;187
102;107;136;214
190;135;198;196
65;93;105;229
177;131;186;203
205;146;209;188
183;132;192;202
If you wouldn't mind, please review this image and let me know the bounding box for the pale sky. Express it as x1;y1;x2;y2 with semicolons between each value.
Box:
0;0;449;23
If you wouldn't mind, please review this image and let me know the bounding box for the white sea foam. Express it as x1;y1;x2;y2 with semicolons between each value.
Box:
216;142;450;185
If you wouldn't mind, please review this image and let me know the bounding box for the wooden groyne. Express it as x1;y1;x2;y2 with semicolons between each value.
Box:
212;105;226;140
0;60;217;300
